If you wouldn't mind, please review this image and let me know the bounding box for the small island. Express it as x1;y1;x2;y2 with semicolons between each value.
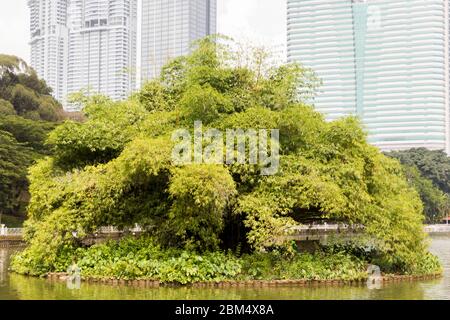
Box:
5;37;443;285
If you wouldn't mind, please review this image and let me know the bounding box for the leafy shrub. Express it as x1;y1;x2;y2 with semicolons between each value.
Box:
0;98;16;115
239;251;367;281
73;237;242;284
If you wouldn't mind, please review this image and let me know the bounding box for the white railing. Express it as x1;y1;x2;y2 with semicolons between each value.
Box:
0;225;23;237
291;224;364;233
97;224;143;235
98;226;120;234
293;224;450;234
424;224;450;233
1;225;144;238
2;224;448;239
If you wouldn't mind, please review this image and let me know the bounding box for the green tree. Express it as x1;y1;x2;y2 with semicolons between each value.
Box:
0;130;34;219
0;115;56;151
13;37;435;276
387;148;450;194
10;84;41;114
0;54;63;121
402;165;450;223
0;99;16;115
0;54;65;221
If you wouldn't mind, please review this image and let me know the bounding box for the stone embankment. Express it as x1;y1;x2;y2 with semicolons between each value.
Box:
46;273;442;288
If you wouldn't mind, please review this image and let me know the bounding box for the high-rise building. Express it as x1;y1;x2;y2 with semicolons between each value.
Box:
28;0;69;102
287;0;450;153
28;0;137;111
67;0;137;109
141;0;217;82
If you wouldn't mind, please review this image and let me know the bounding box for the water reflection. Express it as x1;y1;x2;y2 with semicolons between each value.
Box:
423;235;450;300
1;235;449;300
0;249;7;285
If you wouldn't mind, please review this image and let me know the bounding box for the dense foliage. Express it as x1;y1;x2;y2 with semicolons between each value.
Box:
388;148;450;193
403;166;449;223
0;54;64;121
12;236;370;283
0;54;62;221
0;130;34;217
387;149;450;223
12;37;439;278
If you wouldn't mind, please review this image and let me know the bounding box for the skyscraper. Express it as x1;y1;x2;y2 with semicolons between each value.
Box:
28;0;69;103
28;0;137;111
141;0;217;82
287;0;450;153
67;0;137;109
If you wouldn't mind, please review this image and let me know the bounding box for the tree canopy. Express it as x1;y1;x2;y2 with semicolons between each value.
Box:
14;37;433;275
387;148;450;223
0;54;63;122
0;130;34;217
388;148;450;194
0;54;62;220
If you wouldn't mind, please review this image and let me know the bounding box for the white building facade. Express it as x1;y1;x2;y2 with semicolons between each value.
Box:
28;0;69;102
67;0;137;108
28;0;137;111
287;0;450;153
141;0;217;82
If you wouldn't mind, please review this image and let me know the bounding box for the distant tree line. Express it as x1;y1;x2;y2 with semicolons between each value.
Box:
0;54;65;222
387;148;450;223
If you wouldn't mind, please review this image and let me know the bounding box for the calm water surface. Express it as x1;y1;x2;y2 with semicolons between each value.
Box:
1;235;449;300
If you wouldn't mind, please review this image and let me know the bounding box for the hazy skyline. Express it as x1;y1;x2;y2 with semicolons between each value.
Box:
0;0;286;64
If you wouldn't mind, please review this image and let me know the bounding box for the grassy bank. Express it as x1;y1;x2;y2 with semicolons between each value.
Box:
11;237;441;285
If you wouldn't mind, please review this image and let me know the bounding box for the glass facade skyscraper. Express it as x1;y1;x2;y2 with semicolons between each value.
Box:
141;0;217;82
287;0;450;152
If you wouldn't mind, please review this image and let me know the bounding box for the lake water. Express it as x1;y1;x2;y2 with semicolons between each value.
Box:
1;235;449;300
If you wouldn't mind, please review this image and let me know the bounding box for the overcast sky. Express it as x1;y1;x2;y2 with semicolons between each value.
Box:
0;0;286;64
